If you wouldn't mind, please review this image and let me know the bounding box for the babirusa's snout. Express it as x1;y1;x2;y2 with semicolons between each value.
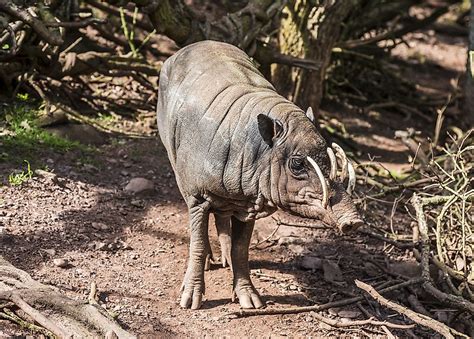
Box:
337;210;364;233
307;144;362;233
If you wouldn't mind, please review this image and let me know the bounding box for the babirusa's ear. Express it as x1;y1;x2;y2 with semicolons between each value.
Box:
306;107;315;124
257;114;283;147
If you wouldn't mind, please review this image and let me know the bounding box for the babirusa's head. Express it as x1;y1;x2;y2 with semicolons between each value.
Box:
257;107;363;233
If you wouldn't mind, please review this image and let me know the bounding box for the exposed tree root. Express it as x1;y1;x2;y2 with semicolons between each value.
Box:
0;256;135;338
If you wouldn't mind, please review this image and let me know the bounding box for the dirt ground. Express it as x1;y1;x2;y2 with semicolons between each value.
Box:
0;27;469;337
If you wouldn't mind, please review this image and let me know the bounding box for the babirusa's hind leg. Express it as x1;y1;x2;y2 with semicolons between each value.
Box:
180;197;210;310
230;217;264;309
215;214;232;268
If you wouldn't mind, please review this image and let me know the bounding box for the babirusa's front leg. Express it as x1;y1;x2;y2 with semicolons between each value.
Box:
180;198;210;309
231;217;264;309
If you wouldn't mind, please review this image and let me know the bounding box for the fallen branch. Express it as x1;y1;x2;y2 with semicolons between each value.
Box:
310;311;415;329
355;279;467;339
231;277;422;317
358;228;415;249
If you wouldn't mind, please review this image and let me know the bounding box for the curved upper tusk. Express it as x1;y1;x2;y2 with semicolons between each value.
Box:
307;156;328;209
327;147;337;180
346;161;356;195
331;142;348;180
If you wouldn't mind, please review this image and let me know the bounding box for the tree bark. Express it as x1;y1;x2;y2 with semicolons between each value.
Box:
273;0;359;116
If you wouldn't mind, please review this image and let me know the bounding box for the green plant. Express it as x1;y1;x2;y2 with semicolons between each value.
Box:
0;100;88;163
119;6;156;58
8;160;33;186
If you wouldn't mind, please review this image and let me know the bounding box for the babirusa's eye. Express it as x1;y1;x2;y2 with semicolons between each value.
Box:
289;157;305;175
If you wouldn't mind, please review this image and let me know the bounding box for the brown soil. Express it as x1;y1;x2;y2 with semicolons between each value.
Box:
0;28;468;337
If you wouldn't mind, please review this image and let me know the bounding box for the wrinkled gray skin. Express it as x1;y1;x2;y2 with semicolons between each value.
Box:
157;41;363;310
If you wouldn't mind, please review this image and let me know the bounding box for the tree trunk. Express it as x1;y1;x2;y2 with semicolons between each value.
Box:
273;0;359;116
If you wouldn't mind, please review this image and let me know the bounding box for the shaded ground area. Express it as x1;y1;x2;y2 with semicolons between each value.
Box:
0;28;469;337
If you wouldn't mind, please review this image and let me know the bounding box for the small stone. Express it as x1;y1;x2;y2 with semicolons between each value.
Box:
82;164;98;172
42;248;56;256
92;222;109;231
130;199;143;207
53;258;69;268
96;242;107;250
388;261;421;278
288;244;307;255
322;260;343;282
35;169;56;179
124;178;155;195
299;256;323;270
278;236;304;246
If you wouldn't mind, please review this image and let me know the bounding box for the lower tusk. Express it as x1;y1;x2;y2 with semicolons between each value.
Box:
307;156;329;209
347;161;356;195
332;143;348;180
327;147;337;180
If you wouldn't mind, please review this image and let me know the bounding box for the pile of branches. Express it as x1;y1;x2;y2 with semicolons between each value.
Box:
413;128;473;297
0;0;162;125
327;0;467;124
362;127;474;336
